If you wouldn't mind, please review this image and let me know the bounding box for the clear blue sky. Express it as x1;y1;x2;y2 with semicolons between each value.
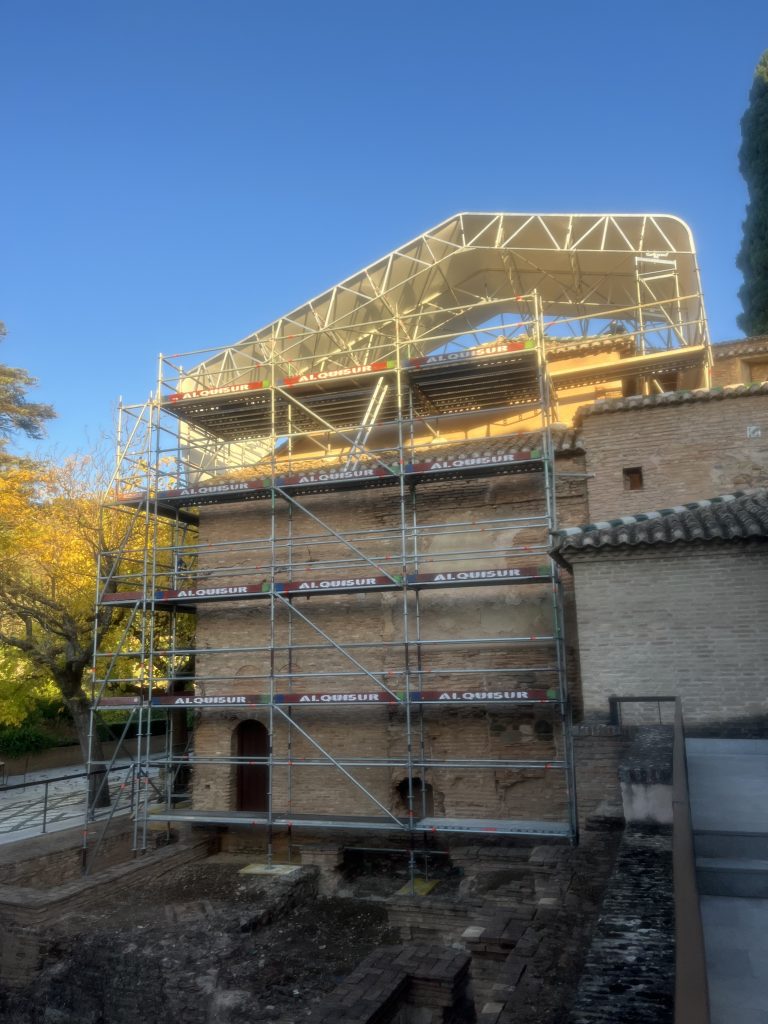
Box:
2;1;767;454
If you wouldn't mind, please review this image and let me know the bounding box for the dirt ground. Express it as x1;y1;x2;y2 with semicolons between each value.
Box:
1;858;399;1024
0;830;622;1024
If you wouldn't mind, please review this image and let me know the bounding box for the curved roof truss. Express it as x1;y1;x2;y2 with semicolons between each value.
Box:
163;212;708;393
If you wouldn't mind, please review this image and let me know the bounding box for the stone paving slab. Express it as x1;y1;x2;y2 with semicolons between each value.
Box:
701;896;768;1024
686;739;768;835
687;739;768;1024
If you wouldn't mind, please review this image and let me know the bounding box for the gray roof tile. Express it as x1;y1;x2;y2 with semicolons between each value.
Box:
545;335;635;361
712;336;768;359
552;489;768;557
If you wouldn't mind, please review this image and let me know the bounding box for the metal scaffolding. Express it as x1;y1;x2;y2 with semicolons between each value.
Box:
85;212;710;871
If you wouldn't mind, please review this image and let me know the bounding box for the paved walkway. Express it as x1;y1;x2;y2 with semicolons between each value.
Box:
687;739;768;1024
700;896;768;1024
0;761;159;845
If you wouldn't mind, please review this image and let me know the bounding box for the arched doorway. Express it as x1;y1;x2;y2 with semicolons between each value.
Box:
235;720;269;812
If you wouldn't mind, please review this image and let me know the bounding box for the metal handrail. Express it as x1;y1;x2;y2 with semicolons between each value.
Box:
1;769;92;792
604;694;710;1022
672;698;711;1024
0;764;147;837
0;769;90;836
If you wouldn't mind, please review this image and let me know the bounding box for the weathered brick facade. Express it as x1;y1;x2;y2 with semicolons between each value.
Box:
192;466;587;824
580;389;768;520
712;337;768;387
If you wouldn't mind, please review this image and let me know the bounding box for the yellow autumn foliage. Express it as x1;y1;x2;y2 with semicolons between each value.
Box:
0;457;98;616
0;452;191;727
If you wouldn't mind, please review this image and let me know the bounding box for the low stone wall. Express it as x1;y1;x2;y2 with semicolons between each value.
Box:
0;824;209;987
618;726;673;825
386;832;621;1022
388;893;536;948
310;944;474;1024
0;822;139;888
573;725;628;826
567;826;674;1023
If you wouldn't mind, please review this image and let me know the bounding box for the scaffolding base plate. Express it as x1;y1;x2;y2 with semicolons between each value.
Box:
395;878;440;896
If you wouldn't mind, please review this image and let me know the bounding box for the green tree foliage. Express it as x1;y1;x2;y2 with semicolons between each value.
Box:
0;332;188;802
0;647;57;727
737;52;768;336
0;323;55;443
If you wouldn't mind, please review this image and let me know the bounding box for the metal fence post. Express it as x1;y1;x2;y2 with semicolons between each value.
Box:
42;780;49;834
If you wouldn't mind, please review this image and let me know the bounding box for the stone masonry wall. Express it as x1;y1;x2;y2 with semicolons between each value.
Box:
0;829;208;987
581;391;768;520
194;707;571;822
568;544;768;725
568;827;674;1024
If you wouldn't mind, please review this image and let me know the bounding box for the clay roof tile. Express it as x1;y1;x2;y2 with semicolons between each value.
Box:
552;489;768;559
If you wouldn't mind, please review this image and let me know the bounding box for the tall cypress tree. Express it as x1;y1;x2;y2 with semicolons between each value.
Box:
737;51;768;336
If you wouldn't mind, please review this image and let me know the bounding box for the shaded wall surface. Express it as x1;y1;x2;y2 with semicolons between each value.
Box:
569;544;768;725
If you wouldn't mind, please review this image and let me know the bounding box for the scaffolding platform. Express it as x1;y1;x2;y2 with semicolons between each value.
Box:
160;339;706;443
162;340;541;440
145;807;573;838
114;446;547;511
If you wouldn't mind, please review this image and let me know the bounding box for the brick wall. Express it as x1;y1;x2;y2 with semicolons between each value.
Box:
193;706;571;822
567;544;768;725
1;825;135;888
189;467;586;825
573;727;628;825
581;391;768;519
712;356;751;387
0;829;208;986
712;340;768;387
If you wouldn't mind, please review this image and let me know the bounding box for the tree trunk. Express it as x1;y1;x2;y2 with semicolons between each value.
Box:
65;691;111;810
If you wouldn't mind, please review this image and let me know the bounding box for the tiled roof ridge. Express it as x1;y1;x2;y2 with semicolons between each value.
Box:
553;488;768;556
558;490;759;537
712;335;768;356
575;379;768;423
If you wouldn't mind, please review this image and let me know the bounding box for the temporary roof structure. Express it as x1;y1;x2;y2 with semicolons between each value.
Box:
162;212;709;397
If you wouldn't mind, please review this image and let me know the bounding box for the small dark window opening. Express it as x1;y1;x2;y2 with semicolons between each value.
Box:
534;719;554;741
623;466;644;491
